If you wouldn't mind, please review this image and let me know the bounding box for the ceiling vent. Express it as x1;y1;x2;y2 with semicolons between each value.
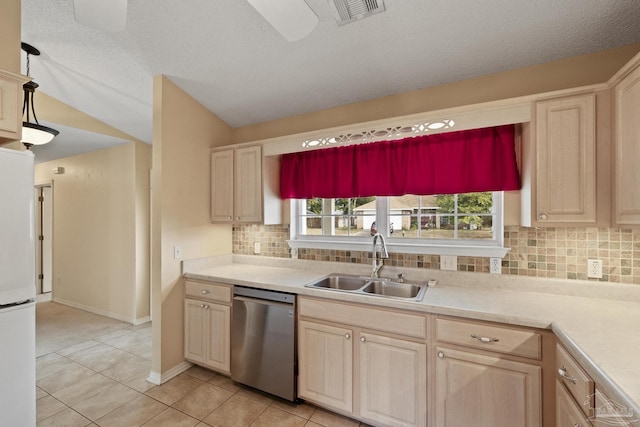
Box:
328;0;385;25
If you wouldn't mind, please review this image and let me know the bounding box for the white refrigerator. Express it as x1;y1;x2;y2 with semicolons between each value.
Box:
0;147;36;426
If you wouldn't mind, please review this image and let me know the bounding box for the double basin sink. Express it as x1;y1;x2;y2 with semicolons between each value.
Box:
306;274;427;302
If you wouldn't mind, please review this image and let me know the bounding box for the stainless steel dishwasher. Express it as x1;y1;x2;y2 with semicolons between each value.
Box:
231;286;297;401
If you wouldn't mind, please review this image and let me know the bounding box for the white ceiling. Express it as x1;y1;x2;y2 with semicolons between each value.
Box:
21;0;640;161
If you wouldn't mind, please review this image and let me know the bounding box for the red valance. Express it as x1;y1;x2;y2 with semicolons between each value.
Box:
280;124;520;199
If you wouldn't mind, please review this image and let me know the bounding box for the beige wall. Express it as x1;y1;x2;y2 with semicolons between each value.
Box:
135;142;152;320
234;43;640;144
0;0;21;73
34;141;151;323
151;76;233;376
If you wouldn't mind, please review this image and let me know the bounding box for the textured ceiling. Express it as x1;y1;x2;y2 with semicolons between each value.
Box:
20;0;640;159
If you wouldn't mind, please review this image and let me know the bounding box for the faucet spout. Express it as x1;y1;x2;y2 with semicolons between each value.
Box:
371;233;389;278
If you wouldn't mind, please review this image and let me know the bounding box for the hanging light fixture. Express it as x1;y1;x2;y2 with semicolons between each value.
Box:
21;42;59;149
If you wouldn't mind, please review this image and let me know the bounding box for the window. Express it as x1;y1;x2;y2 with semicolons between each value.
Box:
289;192;507;257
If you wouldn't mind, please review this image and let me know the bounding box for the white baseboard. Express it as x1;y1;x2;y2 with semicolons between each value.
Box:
133;316;150;326
52;297;135;325
36;293;52;303
147;361;192;385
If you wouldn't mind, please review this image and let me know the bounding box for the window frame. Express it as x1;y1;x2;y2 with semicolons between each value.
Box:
288;192;509;258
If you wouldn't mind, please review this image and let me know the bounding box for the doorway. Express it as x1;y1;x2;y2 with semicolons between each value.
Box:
35;184;52;297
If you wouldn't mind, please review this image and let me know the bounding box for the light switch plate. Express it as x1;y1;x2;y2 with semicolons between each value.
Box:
441;255;457;271
254;242;261;254
174;246;182;259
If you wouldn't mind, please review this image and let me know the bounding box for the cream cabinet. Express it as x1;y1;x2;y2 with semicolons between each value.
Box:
534;93;597;225
613;59;640;226
210;145;262;223
358;331;427;427
0;69;24;144
184;280;232;374
298;297;427;427
434;317;548;427
556;380;593;427
298;320;353;413
435;347;541;427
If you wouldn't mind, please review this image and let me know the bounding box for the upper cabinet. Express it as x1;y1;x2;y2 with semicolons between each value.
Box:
612;58;640;226
533;93;597;225
211;145;263;223
0;69;24;144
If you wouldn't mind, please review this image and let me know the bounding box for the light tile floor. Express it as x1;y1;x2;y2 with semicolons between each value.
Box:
36;306;372;427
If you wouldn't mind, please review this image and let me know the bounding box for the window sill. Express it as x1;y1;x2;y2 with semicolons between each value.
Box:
287;239;510;258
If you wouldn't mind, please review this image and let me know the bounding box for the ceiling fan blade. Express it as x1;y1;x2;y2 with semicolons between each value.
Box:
74;0;128;32
247;0;319;42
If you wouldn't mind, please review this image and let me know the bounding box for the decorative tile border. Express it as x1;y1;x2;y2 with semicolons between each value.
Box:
232;225;640;284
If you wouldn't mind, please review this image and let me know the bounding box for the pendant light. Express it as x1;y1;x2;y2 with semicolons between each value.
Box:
21;42;59;149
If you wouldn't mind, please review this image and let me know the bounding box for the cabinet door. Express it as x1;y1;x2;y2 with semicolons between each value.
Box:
535;94;596;224
435;347;541;427
556;381;593;427
234;145;263;223
0;70;22;141
298;320;353;413
613;64;640;225
184;299;206;364
211;149;234;222
359;332;427;427
204;303;230;374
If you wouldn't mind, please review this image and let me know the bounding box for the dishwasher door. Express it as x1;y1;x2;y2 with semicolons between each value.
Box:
231;291;296;401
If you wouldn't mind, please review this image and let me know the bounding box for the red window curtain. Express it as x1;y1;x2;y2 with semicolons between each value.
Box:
280;124;520;199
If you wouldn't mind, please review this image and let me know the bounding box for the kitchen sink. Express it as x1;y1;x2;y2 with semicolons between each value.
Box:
308;275;369;290
362;280;426;300
305;274;427;302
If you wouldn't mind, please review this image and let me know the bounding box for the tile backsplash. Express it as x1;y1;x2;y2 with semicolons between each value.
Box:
232;225;640;285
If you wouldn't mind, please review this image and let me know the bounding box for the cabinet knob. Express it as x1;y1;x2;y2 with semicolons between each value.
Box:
204;305;209;310
438;351;445;359
471;333;499;344
236;216;240;220
344;333;350;340
200;304;205;309
360;336;366;343
201;290;210;294
573;424;579;427
539;213;548;220
227;216;232;220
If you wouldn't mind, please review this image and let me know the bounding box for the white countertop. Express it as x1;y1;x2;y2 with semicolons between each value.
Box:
184;255;640;422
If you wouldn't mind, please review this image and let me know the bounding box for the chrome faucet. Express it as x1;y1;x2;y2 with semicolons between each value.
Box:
371;233;389;278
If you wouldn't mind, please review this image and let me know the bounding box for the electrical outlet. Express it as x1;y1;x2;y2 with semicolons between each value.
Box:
490;257;502;274
254;242;261;254
441;255;457;271
173;245;182;259
587;259;603;279
290;248;298;259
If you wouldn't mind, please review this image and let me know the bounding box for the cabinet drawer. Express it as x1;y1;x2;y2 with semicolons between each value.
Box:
185;280;232;304
436;318;542;359
299;297;427;340
556;344;594;418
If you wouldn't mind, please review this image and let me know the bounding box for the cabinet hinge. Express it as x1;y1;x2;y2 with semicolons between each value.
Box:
38;274;44;280
38;235;44;241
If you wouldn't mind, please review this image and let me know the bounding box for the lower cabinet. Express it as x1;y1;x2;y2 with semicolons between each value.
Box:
185;299;230;373
435;347;541;427
298;320;353;412
298;297;427;427
556;380;592;427
358;331;427;427
184;280;232;374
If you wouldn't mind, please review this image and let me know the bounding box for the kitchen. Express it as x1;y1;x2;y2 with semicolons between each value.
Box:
2;1;640;426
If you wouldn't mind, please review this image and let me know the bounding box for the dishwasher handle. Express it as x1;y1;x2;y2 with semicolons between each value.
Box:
233;285;295;304
233;295;295;311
